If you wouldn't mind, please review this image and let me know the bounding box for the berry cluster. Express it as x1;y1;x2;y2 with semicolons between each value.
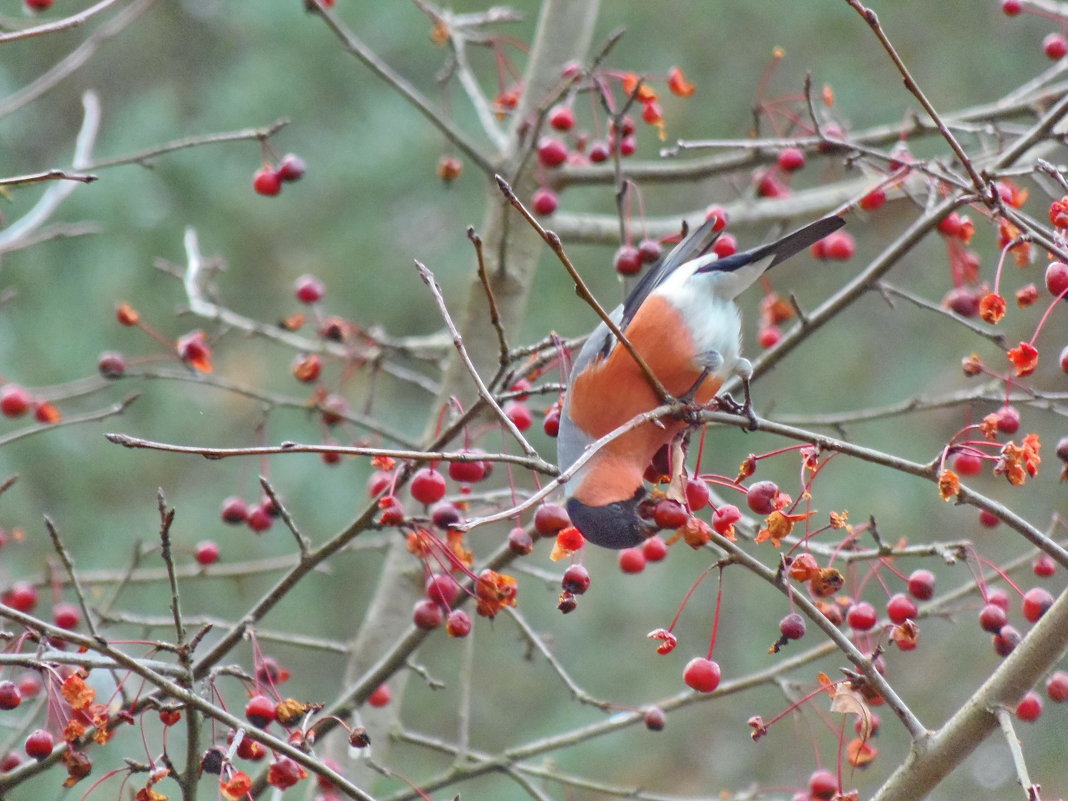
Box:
252;153;306;197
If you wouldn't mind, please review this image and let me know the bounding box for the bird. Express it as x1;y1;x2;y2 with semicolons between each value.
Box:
556;214;846;549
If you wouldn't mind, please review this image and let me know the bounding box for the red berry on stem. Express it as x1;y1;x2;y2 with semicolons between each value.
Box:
410;467;447;505
685;478;710;511
221;496;248;524
195;541;219;565
367;684;391;707
1045;261;1068;298
1002;0;1022;14
637;238;662;264
245;695;276;728
847;601;877;631
543;406;561;437
704;205;728;231
907;569;935;600
98;351;127;378
887;593;917;624
994;624;1021;657
253;167;282;196
746;481;779;514
537;137;568;167
446;609;472;637
757;326;781;349
1016;690;1043;721
711;504;742;536
779;612;806;640
712;233;737;258
5;582;38;612
531;187;558;216
548;105;575;131
413;598;444;629
642;536;668;562
644;706;666;730
424;573;459;608
588;141;609;163
652;499;688;530
1046;671;1068;702
533;503;570;537
682;657;721;692
561;564;590;594
618;135;637;156
0;385;31;418
809;769;838;801
294;274;325;304
246;506;274;532
53;602;80;630
1022;586;1054;622
823;230;855;260
979;509;1000;528
508;526;534;555
859;188;886;211
979;603;1008;634
619;547;646;574
1044;32;1068;60
276;154;306;182
1033;553;1056;577
505;401;533;431
777;146;806;172
24;730;53;761
614;245;642;275
448;452;487;483
0;681;21;710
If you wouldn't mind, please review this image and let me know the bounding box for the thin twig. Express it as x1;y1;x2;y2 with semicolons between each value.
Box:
42;516;100;639
0;0;123;43
415;259;539;458
874;280;1007;347
468;226;510;367
259;476;310;559
0;169;96;186
995;707;1038;801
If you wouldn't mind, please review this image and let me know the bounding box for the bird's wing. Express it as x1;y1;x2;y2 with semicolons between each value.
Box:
695;215;845;275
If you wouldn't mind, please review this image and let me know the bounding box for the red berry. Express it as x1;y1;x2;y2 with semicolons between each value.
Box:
822;230;855;260
367;684;391;707
24;730;53;761
424;573;459;608
276;154;306;182
291;353;322;383
614;245;642;275
711;504;742;536
859;188;886;211
1047;671;1068;702
505;401;533;431
809;769;838;800
445;609;472;637
588;141;610;163
642;536;668;562
430;502;461;530
757;326;781;349
17;674;41;698
652;499;688;530
637;238;662;264
1044;32;1068;60
996;405;1021;433
0;681;21;710
943;286;980;318
1061;345;1068;373
777;146;806;172
97;351;127;378
507;526;534;555
712;233;737;258
533;503;570;537
618;135;637;157
537;137;568;167
220;496;248;524
1033;553;1056;578
53;602;80;630
643;706;666;730
1016;690;1043;721
1002;0;1022;14
847;601;877;631
746;481;780;515
979;509;1000;528
294;274;325;304
704;205;728;231
548;105;575;131
195;541;219;566
1022;586;1054;623
988;587;1011;610
0;385;31;418
1045;261;1068;298
245;695;276;728
561;564;590;594
246;506;274;532
448;453;487;483
952;451;983;476
779;612;806;640
993;624;1021;657
0;752;20;771
685;478;710;511
757;172;787;198
907;569;935;601
413;598;444;629
531;187;558;216
5;582;38;612
619;547;646;574
410;467;447;506
886;593;917;624
253;167;282;196
543;406;561;437
979;603;1008;634
682;657;721;692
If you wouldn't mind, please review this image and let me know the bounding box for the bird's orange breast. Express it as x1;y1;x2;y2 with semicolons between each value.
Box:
567;296;721;506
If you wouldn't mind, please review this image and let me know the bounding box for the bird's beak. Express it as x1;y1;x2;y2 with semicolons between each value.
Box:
566;488;651;549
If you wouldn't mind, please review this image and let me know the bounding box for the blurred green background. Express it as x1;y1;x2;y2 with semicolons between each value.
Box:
1;1;1066;799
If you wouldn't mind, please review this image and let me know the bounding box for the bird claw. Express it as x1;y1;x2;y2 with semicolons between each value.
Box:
716;393;758;431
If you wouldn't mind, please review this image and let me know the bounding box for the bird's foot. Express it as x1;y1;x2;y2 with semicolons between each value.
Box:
716;392;758;431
